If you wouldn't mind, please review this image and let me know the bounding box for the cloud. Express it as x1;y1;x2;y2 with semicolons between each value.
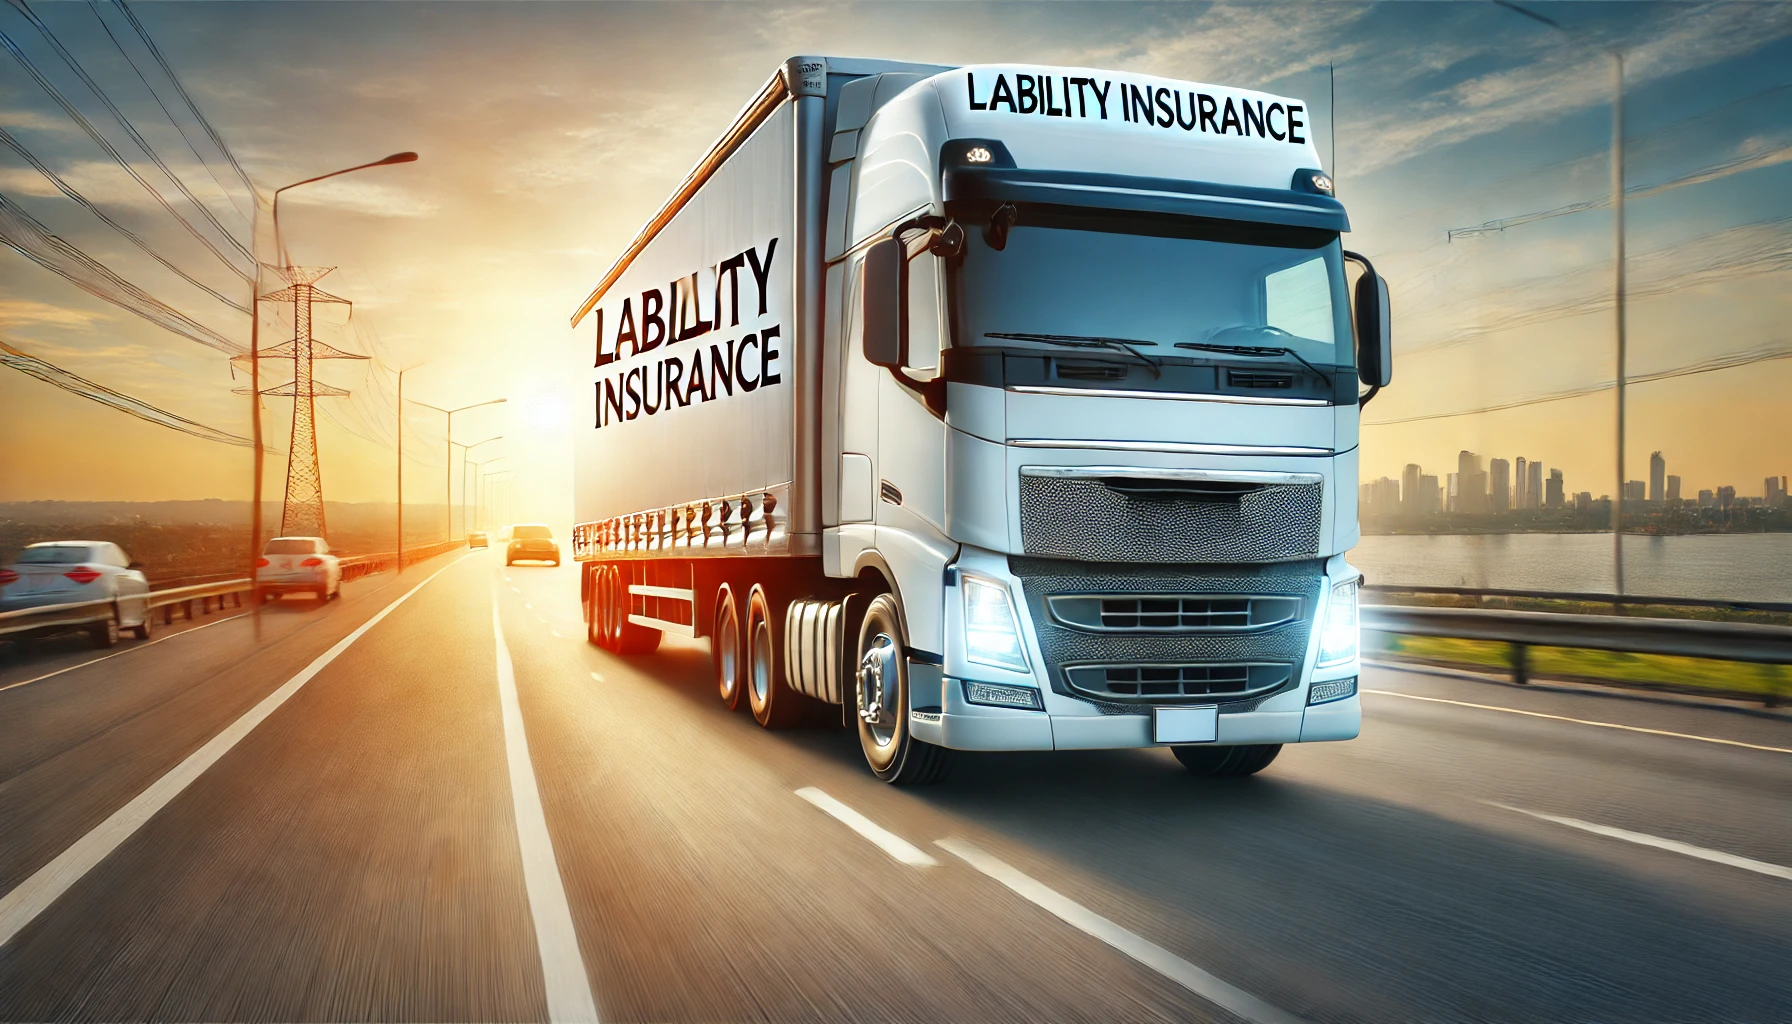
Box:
0;299;111;329
1345;1;1792;174
278;178;438;219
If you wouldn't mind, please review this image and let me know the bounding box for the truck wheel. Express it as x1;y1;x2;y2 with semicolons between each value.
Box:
130;608;153;641
597;566;622;651
1172;744;1281;777
613;566;661;656
89;609;120;649
713;584;745;711
584;570;605;649
854;594;952;785
745;585;801;728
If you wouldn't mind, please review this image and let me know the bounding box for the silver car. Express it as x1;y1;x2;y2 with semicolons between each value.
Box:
256;537;342;602
505;524;560;566
0;541;153;646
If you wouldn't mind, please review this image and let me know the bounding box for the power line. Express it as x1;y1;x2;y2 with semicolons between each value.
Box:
1364;343;1792;426
0;126;249;313
1;336;269;448
4;0;253;257
0;18;252;280
0;190;242;353
107;0;256;198
81;0;251;225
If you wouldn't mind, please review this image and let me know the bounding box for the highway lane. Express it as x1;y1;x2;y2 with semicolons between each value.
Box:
0;552;1787;1022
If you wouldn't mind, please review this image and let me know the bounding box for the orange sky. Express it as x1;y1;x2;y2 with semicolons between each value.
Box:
2;1;1788;519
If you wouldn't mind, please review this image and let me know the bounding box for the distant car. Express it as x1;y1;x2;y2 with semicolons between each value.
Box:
256;537;341;602
0;541;153;647
468;531;489;549
506;524;559;566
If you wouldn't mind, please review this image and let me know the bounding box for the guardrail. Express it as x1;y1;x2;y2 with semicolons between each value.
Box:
1362;604;1792;706
1363;584;1792;616
1;538;472;644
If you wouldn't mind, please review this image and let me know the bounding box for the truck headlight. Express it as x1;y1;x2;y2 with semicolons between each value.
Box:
1317;578;1359;667
962;573;1029;673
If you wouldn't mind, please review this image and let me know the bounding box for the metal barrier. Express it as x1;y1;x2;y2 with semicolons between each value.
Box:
1363;584;1792;616
1;539;472;642
1362;604;1792;704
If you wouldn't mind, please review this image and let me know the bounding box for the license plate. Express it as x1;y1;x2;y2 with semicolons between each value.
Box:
1153;706;1218;744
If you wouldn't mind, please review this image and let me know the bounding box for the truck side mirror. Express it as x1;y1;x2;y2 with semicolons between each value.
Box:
1347;253;1392;390
862;237;906;368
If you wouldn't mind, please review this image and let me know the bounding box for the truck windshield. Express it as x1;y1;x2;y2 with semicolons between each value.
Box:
949;207;1353;381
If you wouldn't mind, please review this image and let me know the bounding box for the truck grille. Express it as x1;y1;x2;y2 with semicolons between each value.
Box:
1048;594;1301;632
1063;663;1292;703
1010;556;1322;709
1017;471;1322;563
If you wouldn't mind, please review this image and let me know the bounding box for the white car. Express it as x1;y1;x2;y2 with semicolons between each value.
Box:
256;537;342;603
0;540;153;646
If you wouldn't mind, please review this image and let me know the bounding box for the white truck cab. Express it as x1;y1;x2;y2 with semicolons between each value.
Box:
570;57;1391;783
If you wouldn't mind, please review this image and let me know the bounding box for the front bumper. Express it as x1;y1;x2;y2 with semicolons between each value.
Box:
911;675;1360;751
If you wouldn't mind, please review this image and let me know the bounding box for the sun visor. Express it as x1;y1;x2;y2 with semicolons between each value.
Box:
940;165;1351;232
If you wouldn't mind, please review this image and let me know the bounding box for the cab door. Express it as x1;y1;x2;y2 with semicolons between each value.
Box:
838;256;879;524
875;251;947;532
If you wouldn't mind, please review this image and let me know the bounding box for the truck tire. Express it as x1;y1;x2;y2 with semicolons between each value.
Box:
585;569;604;648
1172;744;1281;777
130;607;153;641
713;583;745;711
854;593;952;785
89;608;119;649
745;585;801;728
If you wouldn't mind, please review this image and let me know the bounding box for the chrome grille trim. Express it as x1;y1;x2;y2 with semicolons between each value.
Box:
1017;469;1324;563
1062;662;1293;705
1047;594;1302;633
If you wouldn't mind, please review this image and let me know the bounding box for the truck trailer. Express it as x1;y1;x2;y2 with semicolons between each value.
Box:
569;56;1392;784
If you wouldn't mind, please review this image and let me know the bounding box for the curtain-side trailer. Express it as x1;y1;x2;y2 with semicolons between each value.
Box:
569;57;1393;784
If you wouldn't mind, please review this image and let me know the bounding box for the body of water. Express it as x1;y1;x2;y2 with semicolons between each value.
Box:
1350;532;1792;603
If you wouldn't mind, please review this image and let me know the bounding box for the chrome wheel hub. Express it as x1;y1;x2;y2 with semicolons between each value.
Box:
857;634;899;742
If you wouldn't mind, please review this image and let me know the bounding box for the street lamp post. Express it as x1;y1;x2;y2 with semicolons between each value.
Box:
413;397;506;540
451;436;502;539
1494;0;1628;599
470;457;507;531
250;151;419;615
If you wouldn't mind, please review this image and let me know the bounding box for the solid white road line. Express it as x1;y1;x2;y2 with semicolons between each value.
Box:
1490;803;1792;882
937;838;1302;1024
0;611;250;694
0;556;468;949
492;596;599;1023
1364;688;1792;755
795;788;938;867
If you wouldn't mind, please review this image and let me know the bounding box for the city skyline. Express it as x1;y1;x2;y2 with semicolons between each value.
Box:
1363;446;1788;518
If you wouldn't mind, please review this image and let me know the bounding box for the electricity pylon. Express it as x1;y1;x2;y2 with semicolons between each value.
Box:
233;265;365;539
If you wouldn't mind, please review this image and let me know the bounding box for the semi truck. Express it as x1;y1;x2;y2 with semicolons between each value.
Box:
569;56;1392;784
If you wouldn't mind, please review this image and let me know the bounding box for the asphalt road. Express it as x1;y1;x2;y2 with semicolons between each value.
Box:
1;551;1788;1022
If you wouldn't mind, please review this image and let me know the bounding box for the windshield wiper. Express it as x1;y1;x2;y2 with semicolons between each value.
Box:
1173;341;1332;386
985;332;1162;379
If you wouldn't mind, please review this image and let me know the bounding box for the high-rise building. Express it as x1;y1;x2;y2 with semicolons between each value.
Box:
1446;472;1460;513
1402;463;1422;513
1515;457;1529;508
1649;451;1666;504
1457;450;1486;514
1525;459;1543;510
1420;474;1441;514
1489;458;1511;512
1574;491;1593;511
1623;480;1645;501
1717;485;1736;509
1767;476;1788;507
1547;469;1565;508
1698;489;1715;508
1666;475;1681;503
